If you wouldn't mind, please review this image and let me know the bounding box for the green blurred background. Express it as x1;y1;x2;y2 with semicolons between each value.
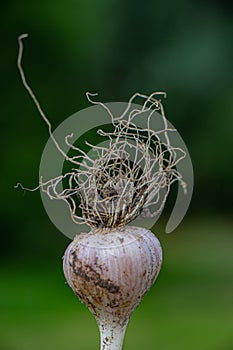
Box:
1;0;233;349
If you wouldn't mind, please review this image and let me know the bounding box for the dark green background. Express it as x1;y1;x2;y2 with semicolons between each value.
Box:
1;1;233;349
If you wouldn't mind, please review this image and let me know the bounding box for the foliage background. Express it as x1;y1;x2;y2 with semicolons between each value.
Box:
1;1;233;349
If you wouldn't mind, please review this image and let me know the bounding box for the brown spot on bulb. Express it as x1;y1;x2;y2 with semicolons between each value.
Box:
70;250;120;294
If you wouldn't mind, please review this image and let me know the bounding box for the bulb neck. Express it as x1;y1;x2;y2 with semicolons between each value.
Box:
98;320;128;350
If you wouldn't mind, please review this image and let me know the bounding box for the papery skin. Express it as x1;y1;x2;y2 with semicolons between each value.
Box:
63;226;162;350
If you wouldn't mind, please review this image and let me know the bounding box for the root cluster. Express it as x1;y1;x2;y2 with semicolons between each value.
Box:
16;35;186;229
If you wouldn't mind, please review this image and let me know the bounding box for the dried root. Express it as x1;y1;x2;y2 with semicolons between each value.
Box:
16;34;187;229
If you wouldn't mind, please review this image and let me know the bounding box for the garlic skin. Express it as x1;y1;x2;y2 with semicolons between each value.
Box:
63;226;162;350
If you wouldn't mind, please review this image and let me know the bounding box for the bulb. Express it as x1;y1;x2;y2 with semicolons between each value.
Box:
63;226;162;350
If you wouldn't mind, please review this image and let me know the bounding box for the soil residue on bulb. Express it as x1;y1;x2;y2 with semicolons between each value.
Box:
70;250;120;294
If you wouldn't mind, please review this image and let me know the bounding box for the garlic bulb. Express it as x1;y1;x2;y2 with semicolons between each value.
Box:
63;226;162;350
16;35;189;350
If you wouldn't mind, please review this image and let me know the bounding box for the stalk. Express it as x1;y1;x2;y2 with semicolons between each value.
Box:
98;321;128;350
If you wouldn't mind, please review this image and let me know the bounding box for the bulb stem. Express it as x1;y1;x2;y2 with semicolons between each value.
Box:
98;320;128;350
